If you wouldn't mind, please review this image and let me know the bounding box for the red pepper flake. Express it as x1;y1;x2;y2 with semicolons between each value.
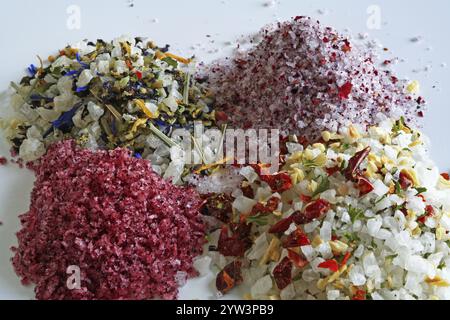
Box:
299;194;312;203
273;257;293;290
352;289;367;300
383;60;391;65
260;172;292;193
282;228;310;248
287;250;309;269
441;173;450;181
340;252;352;267
216;261;243;294
344;147;371;180
357;176;374;196
217;223;253;257
293;199;331;224
399;171;413;190
135;70;143;80
268;216;294;234
326;165;340;176
341;40;352;53
200;193;233;223
338;81;353;99
0;157;7;166
318;259;339;273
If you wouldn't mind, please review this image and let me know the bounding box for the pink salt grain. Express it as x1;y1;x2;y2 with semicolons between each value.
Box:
204;17;425;140
12;140;205;300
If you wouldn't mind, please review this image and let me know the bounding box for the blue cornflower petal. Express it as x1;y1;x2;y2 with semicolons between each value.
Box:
76;52;89;69
28;64;37;76
64;70;80;77
76;86;89;93
134;152;142;159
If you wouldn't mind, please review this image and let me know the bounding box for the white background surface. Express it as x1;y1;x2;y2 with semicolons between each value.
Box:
0;0;449;300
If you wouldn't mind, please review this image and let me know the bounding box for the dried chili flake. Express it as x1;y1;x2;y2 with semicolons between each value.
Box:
338;81;353;99
135;70;143;80
318;259;339;273
200;193;233;223
287;250;309;269
441;173;450;181
282;228;310;248
260;172;292;193
326;165;340;176
352;289;367;300
293;199;331;224
217;223;252;257
300;194;312;203
357;176;374;196
273;257;293;290
344;147;371;180
268;215;294;234
399;171;413;190
216;261;243;294
340;251;352;267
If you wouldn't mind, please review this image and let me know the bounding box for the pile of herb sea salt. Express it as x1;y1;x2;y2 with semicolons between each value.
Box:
1;36;222;184
204;16;426;140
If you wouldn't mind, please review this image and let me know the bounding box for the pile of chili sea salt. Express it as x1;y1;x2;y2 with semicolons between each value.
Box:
11;140;205;300
204;16;426;140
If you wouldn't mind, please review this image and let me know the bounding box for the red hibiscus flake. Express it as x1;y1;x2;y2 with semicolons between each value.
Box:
273;257;293;290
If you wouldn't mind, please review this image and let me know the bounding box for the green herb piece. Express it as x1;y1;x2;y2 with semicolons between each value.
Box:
246;214;269;226
148;122;178;148
343;232;360;243
162;57;178;68
311;176;330;198
414;187;427;195
183;71;191;105
348;205;365;223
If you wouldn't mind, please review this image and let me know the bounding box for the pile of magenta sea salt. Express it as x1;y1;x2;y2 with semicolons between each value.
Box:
11;140;205;300
204;16;426;140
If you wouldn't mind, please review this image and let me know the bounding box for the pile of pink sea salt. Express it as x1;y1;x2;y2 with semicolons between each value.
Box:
12;140;205;300
204;16;425;140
